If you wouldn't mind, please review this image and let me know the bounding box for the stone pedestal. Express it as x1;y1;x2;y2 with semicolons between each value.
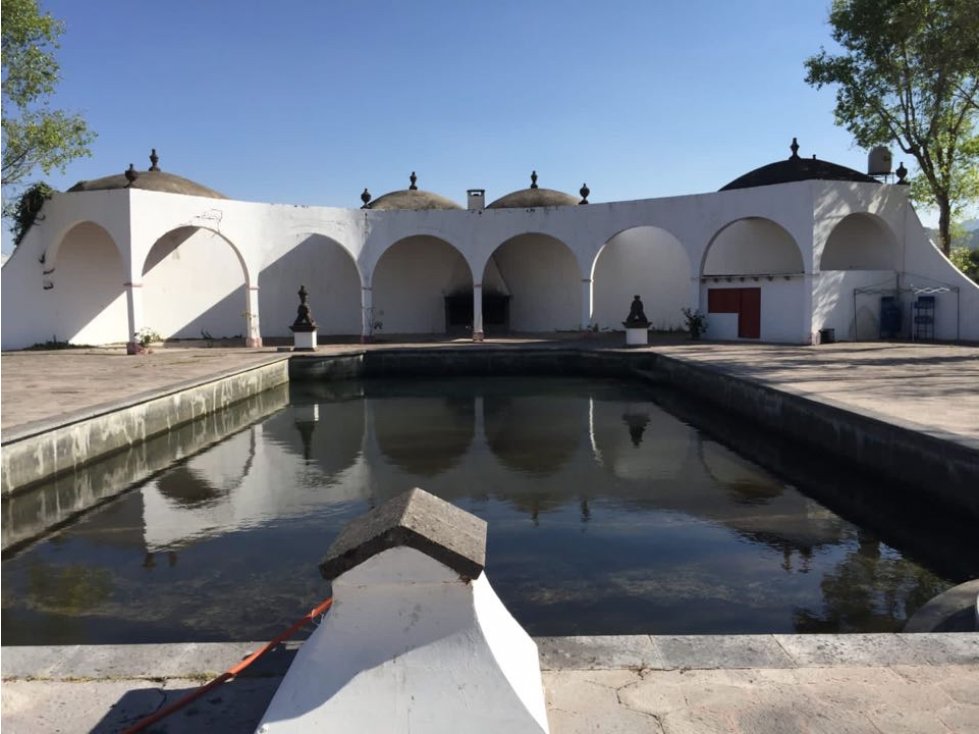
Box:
624;325;649;346
291;326;317;351
257;488;549;734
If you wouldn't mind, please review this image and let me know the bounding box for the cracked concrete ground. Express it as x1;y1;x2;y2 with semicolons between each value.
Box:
3;636;977;733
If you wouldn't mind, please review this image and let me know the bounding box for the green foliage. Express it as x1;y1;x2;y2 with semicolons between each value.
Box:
681;307;707;338
135;327;162;347
949;246;979;282
2;0;95;212
10;180;53;244
804;0;979;254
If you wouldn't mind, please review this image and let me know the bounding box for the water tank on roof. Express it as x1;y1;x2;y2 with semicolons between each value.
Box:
868;146;893;175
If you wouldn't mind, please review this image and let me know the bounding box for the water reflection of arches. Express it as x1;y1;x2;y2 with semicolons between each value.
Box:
820;213;900;271
591;226;691;331
370;387;475;476
142;225;250;340
484;233;580;332
372;236;473;334
259;234;361;337
50;222;127;344
483;386;585;476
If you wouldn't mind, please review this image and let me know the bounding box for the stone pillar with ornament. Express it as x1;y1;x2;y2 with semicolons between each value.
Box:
290;284;318;351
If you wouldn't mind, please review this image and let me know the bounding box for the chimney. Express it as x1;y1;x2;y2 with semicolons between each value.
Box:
467;189;485;210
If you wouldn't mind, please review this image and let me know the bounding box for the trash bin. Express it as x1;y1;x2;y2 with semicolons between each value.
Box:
819;328;835;344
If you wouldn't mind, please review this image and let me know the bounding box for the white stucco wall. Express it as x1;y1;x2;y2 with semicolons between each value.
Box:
700;278;807;343
490;234;581;332
4;175;976;350
591;226;690;330
813;270;897;341
820;213;900;271
703;218;805;276
372;236;473;334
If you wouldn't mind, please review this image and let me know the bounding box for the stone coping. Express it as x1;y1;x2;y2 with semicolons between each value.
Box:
1;354;291;445
3;634;976;680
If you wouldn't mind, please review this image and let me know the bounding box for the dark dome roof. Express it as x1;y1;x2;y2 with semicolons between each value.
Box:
67;150;226;199
720;138;879;191
487;171;580;209
363;172;462;211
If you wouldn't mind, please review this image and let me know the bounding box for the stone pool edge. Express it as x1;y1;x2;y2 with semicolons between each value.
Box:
0;355;290;497
4;633;976;680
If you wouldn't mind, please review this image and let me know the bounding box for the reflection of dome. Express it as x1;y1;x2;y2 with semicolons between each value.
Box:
487;171;579;209
68;149;226;199
721;138;878;191
364;172;462;210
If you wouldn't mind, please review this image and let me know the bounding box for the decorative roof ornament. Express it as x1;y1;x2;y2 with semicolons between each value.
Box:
149;148;160;172
789;137;800;160
125;164;138;186
530;170;539;189
896;162;909;185
409;171;418;190
361;188;372;208
579;183;590;204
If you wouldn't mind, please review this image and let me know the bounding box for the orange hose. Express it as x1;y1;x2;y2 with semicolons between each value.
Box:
121;596;334;734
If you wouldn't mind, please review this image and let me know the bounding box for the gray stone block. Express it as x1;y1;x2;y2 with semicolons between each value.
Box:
320;487;487;580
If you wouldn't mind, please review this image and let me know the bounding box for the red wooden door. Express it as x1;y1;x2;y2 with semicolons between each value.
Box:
738;288;761;338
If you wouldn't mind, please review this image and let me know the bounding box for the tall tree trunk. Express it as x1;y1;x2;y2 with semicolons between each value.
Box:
938;196;952;256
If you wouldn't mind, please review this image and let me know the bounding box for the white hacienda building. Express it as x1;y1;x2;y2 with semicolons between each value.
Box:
3;140;976;350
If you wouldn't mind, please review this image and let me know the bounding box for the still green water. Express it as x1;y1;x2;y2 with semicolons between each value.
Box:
2;377;973;644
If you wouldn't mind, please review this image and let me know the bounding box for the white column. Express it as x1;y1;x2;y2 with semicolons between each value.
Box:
580;278;592;330
473;282;484;341
246;285;263;348
124;281;144;352
361;286;373;343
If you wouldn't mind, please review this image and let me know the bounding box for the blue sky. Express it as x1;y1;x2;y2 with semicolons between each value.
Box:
3;1;928;252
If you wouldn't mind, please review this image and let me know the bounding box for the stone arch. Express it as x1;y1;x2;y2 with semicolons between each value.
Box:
371;235;473;334
702;217;805;276
50;221;128;344
141;225;251;341
820;213;900;271
590;225;692;330
259;234;362;338
483;232;581;332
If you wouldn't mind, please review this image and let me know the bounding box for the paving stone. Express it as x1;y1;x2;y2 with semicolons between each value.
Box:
537;635;664;671
655;634;793;670
899;633;979;665
937;702;979;732
544;670;664;733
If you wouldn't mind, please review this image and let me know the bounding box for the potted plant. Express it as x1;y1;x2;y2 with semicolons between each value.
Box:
681;308;707;340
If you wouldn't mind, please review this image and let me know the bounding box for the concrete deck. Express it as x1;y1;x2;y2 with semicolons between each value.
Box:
2;635;977;732
3;337;978;732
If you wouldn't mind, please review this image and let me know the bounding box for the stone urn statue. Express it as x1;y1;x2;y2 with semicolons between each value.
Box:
622;295;650;346
290;285;318;351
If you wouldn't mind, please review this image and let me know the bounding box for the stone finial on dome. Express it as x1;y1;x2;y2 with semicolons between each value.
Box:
579;183;590;204
530;170;539;189
896;162;909;185
361;188;372;208
409;171;418;191
790;137;800;159
149;148;160;172
125;164;138;186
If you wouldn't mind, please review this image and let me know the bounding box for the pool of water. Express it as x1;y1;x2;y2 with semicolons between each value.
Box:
2;376;974;644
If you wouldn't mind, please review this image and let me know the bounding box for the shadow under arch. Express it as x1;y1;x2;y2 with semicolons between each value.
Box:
820;212;900;271
591;225;692;330
141;225;251;340
701;217;805;277
50;221;128;344
259;233;362;338
371;235;473;334
483;232;581;332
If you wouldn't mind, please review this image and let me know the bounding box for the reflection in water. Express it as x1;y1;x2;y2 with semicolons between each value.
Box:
2;377;974;644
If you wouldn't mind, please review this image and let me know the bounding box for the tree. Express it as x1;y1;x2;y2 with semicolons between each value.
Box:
2;0;94;209
949;246;979;282
805;0;979;255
